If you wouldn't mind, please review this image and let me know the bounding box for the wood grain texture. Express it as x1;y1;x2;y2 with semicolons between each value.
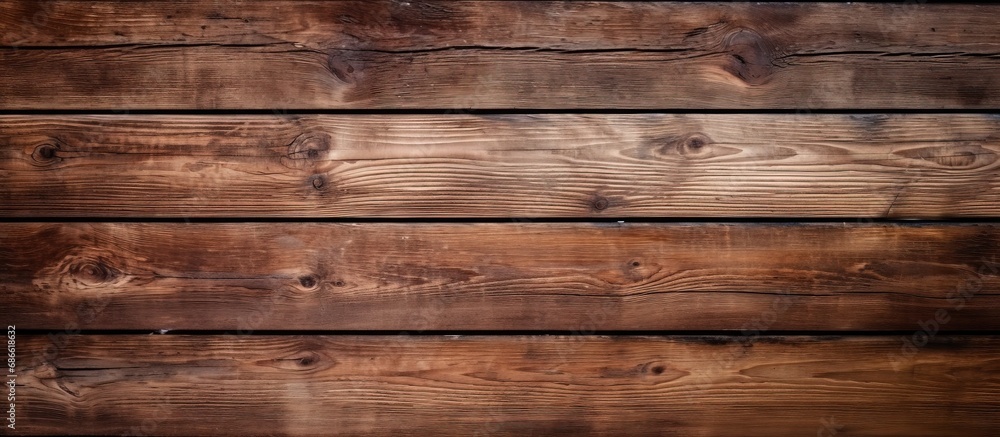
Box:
1;2;999;109
2;114;999;218
3;222;999;331
11;334;1000;436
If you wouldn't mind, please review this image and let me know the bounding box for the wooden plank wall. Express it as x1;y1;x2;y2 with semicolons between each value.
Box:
1;1;999;435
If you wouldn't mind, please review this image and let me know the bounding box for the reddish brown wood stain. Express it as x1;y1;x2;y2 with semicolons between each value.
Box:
11;335;1000;436
1;114;999;217
1;1;999;435
3;222;1000;331
1;2;1000;108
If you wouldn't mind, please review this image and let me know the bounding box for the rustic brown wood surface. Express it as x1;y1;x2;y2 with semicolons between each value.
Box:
3;222;998;331
3;2;1000;435
3;114;1000;218
2;2;999;109
12;334;1000;436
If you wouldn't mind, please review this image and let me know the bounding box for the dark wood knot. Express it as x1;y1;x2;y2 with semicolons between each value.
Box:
327;50;363;84
310;174;327;190
721;28;779;86
298;274;319;289
591;195;610;211
286;133;331;161
665;132;719;159
31;143;61;165
260;350;332;372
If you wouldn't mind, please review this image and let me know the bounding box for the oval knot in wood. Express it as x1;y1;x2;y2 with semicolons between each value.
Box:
46;253;126;290
327;50;363;84
259;350;333;372
31;143;61;165
286;133;332;161
893;144;998;169
721;28;779;86
298;274;319;289
661;132;725;159
70;259;120;286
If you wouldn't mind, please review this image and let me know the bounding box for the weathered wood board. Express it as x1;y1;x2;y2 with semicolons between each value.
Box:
10;335;1000;436
2;2;999;109
3;2;999;435
2;114;999;218
3;222;998;331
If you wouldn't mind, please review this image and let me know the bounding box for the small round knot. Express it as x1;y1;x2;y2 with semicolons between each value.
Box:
298;275;319;289
31;143;60;164
685;136;706;150
592;196;609;211
674;133;716;158
310;175;327;190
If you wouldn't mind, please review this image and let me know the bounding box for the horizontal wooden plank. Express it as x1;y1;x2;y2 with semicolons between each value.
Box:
2;114;1000;218
10;334;1000;435
3;222;999;331
1;2;999;109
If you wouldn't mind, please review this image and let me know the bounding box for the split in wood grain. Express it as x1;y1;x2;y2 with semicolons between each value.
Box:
1;2;999;108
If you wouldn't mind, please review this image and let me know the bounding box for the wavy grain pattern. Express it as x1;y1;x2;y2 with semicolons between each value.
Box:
2;114;1000;217
12;335;1000;436
3;222;999;331
1;2;998;108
